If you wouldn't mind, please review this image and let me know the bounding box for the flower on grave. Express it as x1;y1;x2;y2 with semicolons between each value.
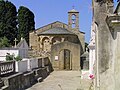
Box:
89;74;94;79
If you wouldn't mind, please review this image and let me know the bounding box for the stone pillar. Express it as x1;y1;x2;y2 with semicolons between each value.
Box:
107;15;120;90
89;47;95;74
93;0;114;90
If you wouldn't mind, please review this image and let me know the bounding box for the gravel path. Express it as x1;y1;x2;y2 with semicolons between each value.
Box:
26;71;82;90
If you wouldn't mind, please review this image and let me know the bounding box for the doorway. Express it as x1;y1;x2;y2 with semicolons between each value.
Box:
64;49;71;70
59;49;71;70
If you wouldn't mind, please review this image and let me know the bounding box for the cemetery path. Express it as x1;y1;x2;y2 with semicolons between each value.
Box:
26;71;82;90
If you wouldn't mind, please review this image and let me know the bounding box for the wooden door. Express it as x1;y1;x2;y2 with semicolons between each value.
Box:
64;49;70;70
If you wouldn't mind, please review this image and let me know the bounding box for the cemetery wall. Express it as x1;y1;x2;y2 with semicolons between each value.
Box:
0;57;53;90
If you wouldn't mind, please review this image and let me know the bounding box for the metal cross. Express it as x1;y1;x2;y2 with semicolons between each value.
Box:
72;5;75;9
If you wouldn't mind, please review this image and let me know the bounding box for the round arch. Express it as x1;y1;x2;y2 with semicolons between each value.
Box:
51;36;62;45
42;37;50;52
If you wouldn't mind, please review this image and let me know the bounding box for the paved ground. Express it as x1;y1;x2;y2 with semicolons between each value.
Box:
26;71;92;90
26;71;82;90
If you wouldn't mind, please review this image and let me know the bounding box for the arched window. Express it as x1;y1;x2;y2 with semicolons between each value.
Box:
52;36;61;45
72;14;76;28
42;37;50;52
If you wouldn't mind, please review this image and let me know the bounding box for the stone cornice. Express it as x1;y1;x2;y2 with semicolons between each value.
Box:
106;14;120;29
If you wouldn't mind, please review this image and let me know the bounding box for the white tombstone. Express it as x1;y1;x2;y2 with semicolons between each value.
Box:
0;38;29;61
16;37;29;58
88;21;96;75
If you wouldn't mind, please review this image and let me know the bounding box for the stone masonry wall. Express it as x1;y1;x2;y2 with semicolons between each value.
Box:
1;67;50;90
93;0;114;90
1;56;53;90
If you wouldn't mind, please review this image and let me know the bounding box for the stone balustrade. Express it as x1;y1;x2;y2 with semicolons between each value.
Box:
0;61;15;76
0;57;51;76
15;58;40;73
0;57;53;90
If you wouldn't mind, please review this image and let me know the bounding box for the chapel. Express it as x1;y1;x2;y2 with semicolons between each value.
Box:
29;9;85;70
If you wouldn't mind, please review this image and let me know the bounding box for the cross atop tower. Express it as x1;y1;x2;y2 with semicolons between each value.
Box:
72;5;75;9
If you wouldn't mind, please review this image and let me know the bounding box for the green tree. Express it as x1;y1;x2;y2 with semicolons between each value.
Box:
0;36;10;48
0;1;17;46
18;6;35;45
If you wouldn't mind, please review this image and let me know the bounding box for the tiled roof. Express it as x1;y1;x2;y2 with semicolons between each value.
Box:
38;27;75;35
35;21;68;31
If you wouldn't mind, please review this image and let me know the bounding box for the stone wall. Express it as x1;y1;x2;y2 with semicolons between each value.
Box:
1;66;51;90
0;57;53;90
23;71;35;89
29;21;68;52
92;0;120;90
51;41;80;70
29;33;80;57
109;16;120;90
29;20;85;57
0;78;4;89
1;73;24;90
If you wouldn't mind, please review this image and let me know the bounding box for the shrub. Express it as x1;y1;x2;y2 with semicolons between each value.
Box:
6;53;14;61
15;56;22;61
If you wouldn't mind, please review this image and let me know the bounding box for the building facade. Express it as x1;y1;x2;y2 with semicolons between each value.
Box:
88;21;96;75
93;0;120;90
29;9;85;70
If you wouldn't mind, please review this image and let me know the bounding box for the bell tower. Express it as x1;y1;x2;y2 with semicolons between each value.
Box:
68;7;79;31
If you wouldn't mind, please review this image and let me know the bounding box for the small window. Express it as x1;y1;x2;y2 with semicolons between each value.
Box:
72;14;76;28
38;37;40;41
